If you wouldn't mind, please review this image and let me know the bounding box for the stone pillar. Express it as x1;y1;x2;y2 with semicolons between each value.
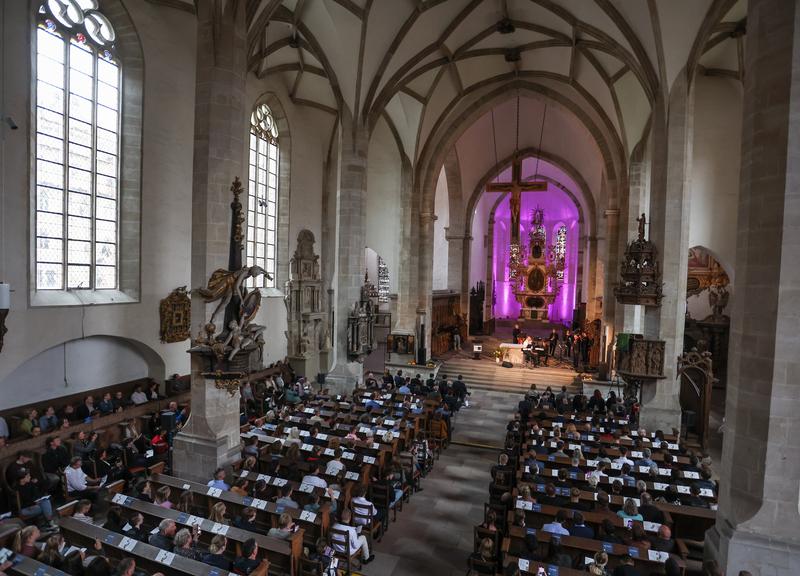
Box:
444;229;468;314
484;216;496;323
706;1;800;572
640;74;694;432
174;0;247;482
417;211;437;360
395;155;418;334
600;208;619;359
326;111;369;392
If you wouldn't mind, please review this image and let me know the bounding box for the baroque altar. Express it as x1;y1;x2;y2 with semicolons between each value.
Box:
285;230;330;379
512;208;561;320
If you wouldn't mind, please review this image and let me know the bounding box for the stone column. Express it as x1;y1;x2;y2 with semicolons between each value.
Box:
640;74;694;432
417;211;437;360
395;155;418;334
174;0;247;482
326;111;369;392
600;208;619;359
444;229;468;312
706;1;800;572
484;215;496;323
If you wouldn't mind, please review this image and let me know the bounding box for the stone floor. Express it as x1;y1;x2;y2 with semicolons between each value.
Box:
362;388;516;576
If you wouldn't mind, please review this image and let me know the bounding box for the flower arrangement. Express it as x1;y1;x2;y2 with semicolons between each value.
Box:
494;349;506;360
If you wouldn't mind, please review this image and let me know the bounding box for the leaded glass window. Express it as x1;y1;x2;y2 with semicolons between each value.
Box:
34;1;119;290
246;103;279;289
555;225;567;280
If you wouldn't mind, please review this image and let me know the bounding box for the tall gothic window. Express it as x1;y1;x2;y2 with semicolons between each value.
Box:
34;1;119;290
246;103;279;288
554;224;567;280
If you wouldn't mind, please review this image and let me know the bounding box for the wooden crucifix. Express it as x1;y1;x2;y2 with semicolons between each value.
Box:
486;156;547;245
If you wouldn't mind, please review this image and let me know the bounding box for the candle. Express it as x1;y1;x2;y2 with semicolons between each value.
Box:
0;283;9;309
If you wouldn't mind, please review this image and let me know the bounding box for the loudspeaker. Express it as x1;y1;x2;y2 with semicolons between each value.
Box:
317;372;326;385
502;361;514;368
160;411;176;432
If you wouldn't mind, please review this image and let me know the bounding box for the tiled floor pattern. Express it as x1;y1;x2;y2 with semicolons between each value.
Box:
361;388;520;576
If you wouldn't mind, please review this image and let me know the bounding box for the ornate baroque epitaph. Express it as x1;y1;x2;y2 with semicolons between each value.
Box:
159;287;191;343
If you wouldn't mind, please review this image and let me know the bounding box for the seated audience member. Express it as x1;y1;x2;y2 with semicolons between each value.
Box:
638;492;665;524
234;538;270;576
612;554;641;576
542;510;570;535
664;557;682;576
37;533;76;572
203;535;232;570
588;551;609;576
5;451;35;487
569;512;594;539
626;523;651;550
42;436;70;489
243;436;260;457
267;513;295;540
275;485;299;509
544;540;573;568
13;526;41;557
14;469;56;527
131;386;148;405
154;486;173;509
148;381;161;400
650;524;675;553
172;527;201;560
73;499;94;523
132;479;154;503
113;391;131;411
617;498;644;522
634;448;657;469
72;430;98;460
207;467;230;490
614;445;634;466
231;478;249;497
98;393;115;415
331;508;374;564
540;483;566;507
65;457;103;500
683;483;711;508
19;409;38;436
113;558;136;576
564;486;590;511
480;509;499;533
301;463;328;489
467;537;496;573
104;506;125;533
209;502;229;524
325;449;346;476
123;512;149;542
351;484;380;525
233;507;260;533
149;519;177;549
600;519;624;544
76;396;98;421
39;407;59;432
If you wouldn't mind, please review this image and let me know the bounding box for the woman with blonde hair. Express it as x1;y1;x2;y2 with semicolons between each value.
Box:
588;551;609;575
519;485;535;503
242;455;257;472
617;497;644;522
209;501;228;523
13;526;40;557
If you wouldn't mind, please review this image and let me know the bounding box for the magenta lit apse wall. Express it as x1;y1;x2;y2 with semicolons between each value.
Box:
490;163;580;325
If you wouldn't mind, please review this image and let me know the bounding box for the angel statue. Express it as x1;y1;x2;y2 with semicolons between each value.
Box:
708;284;729;318
196;265;270;332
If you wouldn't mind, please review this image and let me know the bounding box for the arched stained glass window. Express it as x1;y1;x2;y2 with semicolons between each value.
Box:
34;1;120;290
555;224;567;280
246;103;279;288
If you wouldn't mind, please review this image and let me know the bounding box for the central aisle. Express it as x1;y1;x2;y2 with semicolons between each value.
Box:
366;388;518;576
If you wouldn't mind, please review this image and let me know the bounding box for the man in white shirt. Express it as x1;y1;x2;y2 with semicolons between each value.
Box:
350;485;381;525
331;509;373;564
613;445;634;467
301;464;328;489
65;457;102;500
131;386;148;405
542;510;570;536
325;449;346;477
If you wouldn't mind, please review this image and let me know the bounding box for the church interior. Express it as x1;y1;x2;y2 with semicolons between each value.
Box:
0;0;797;575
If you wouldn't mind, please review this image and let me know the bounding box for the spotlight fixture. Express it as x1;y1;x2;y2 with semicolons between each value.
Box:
504;47;521;63
496;18;515;35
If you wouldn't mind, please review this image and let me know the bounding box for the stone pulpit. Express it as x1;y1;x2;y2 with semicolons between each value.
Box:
285;230;330;379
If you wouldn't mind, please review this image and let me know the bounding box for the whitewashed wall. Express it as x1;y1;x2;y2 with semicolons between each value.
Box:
432;167;449;290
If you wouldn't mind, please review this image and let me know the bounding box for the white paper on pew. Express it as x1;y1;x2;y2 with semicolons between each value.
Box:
631;451;643;458
299;483;315;493
257;474;271;482
122;523;132;532
593;492;598;501
676;485;690;494
324;448;335;456
345;472;360;481
252;499;268;510
119;537;137;552
330;490;341;500
552;422;563;428
317;433;328;440
111;493;127;505
668;443;679;450
548;442;557;448
155;550;175;566
150;527;160;535
584;556;594;565
683;471;700;479
304;408;315;414
648;550;669;563
385;419;395;426
299;430;310;437
549;469;559;477
653;482;668;491
569;444;581;450
630;498;640;507
710;504;718;511
700;488;714;497
187;515;203;527
518;558;530;572
363;456;376;464
145;450;154;458
658;469;671;477
299;510;317;522
515;499;533;510
638;466;651;474
211;523;229;536
390;431;400;438
371;443;380;449
342;452;356;460
610;463;622;470
301;443;313;451
643;521;661;533
359;427;372;434
525;466;530;474
586;459;598;467
207;487;222;497
273;478;288;487
619;419;629;425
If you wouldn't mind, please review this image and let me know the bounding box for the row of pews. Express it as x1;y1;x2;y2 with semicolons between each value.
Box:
20;387;450;576
477;406;717;575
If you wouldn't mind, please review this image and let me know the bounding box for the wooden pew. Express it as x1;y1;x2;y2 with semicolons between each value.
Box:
107;492;302;575
147;473;328;547
58;516;233;576
9;555;72;576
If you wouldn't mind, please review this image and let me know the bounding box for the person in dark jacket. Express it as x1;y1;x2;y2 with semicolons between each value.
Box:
569;512;595;539
202;535;232;570
233;538;270;575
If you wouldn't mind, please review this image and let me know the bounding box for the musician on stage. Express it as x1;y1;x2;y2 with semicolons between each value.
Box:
522;335;534;367
512;323;521;344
